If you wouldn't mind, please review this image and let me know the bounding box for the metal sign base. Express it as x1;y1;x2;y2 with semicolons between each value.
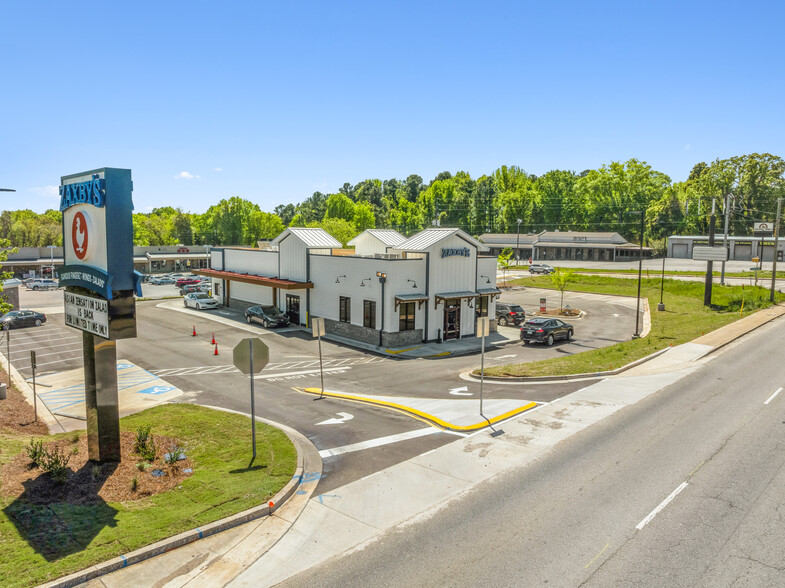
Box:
83;331;121;462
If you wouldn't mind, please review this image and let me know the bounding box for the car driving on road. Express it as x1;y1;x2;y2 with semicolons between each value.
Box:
245;305;291;328
1;310;47;329
183;292;220;310
520;317;573;346
528;263;555;275
496;303;526;327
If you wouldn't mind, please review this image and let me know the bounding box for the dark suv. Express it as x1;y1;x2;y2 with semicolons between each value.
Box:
520;317;573;346
496;303;526;327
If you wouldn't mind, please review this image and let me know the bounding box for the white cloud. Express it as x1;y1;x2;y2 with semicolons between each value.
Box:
214;167;223;172
29;185;59;198
174;171;199;180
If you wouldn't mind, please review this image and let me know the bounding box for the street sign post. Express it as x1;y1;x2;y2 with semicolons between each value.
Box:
233;338;269;460
312;317;326;399
30;350;37;422
692;246;729;262
477;316;503;437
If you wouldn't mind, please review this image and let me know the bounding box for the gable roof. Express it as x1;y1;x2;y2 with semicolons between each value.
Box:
348;229;406;247
271;227;341;248
396;228;489;252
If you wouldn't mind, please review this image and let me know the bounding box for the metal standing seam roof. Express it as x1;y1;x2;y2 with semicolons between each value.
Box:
397;228;489;252
271;227;341;248
349;229;407;247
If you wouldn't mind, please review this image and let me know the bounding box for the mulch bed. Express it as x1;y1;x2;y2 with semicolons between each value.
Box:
1;431;193;504
0;373;49;436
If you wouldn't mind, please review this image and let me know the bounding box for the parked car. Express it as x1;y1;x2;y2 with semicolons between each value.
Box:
495;303;526;327
183;292;220;310
27;278;58;290
520;317;573;346
245;305;291;328
179;284;203;295
175;277;201;287
528;263;555;275
198;283;212;293
150;276;176;285
1;310;47;329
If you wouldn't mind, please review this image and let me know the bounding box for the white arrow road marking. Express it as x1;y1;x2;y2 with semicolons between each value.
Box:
316;412;354;425
492;354;517;360
611;313;621;317
449;386;472;396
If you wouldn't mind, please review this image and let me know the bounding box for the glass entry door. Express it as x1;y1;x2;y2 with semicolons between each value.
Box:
443;299;460;340
286;294;300;325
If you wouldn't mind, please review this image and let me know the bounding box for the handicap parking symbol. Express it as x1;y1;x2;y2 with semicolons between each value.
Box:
138;385;176;395
117;363;134;370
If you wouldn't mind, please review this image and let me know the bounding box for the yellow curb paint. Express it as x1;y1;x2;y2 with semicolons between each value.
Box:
425;351;451;357
296;387;537;432
385;347;422;354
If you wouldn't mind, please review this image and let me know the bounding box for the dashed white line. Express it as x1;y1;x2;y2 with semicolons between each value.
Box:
636;482;689;530
764;387;782;405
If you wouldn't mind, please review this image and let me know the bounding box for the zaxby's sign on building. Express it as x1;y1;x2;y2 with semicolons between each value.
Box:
57;168;139;340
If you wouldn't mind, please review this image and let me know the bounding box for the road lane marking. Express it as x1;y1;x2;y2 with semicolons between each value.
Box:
764;387;782;405
585;543;609;569
318;428;439;458
636;482;689;530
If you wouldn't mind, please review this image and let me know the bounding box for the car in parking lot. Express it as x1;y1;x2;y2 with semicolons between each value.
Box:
183;292;220;310
27;278;59;290
150;276;176;285
1;310;47;329
175;277;200;287
528;263;555;275
520;317;573;346
495;303;526;327
245;305;290;328
179;283;203;295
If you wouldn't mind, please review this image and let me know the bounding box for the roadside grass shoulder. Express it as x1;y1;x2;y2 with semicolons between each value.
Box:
484;275;783;377
0;404;296;588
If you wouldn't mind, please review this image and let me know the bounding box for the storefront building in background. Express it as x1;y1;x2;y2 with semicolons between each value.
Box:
479;231;652;261
197;227;500;346
667;235;785;261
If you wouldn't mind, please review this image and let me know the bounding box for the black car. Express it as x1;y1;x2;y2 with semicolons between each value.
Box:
528;263;555;275
245;305;290;328
520;317;573;346
496;303;526;327
1;310;47;330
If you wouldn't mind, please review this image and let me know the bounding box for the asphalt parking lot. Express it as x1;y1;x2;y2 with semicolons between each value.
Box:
8;285;637;492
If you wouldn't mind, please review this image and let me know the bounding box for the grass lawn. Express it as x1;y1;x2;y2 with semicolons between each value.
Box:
0;404;296;588
483;274;785;377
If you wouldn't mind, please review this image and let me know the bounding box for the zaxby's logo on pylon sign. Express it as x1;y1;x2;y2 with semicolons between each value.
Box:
57;168;139;302
71;211;91;261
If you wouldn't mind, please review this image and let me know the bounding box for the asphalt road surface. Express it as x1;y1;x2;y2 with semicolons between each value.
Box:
281;317;785;587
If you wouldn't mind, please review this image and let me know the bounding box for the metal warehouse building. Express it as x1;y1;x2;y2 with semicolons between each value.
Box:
667;235;785;261
196;227;500;346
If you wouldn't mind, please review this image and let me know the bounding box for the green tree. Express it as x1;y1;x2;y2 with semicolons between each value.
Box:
325;193;356;222
352;202;376;232
0;238;18;313
313;218;358;247
549;268;575;312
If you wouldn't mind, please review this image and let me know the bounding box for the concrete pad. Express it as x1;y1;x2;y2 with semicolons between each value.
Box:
33;359;182;421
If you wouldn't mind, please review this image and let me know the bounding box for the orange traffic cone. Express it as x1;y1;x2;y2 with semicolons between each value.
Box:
192;326;197;337
214;344;219;356
211;333;215;345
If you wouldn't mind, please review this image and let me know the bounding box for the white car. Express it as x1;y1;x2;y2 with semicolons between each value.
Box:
183;292;220;310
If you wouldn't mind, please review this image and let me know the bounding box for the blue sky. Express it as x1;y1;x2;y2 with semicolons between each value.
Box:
2;1;783;214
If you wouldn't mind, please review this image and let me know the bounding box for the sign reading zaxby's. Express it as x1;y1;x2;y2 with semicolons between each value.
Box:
57;168;140;340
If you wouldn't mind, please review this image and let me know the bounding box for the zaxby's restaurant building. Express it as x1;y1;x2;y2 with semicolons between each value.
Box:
196;227;500;346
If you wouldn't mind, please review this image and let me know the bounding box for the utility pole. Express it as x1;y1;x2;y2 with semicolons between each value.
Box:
515;218;522;263
720;193;732;285
770;197;782;302
704;198;716;306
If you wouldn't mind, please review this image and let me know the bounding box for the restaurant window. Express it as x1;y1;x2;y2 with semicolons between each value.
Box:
339;296;351;322
399;302;415;331
475;296;489;318
363;300;376;329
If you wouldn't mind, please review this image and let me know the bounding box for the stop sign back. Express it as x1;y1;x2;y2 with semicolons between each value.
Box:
233;338;269;374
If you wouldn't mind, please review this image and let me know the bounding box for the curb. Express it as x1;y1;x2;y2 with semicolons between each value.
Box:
297;386;537;432
44;409;315;588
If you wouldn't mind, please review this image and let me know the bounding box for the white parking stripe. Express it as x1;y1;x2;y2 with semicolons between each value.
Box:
636;482;689;530
319;428;440;458
764;387;782;405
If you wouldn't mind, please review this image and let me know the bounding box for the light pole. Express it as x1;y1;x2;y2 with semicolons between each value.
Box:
515;218;522;264
628;210;645;338
47;245;56;278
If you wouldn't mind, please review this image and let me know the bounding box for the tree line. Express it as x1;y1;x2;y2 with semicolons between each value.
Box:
4;153;783;249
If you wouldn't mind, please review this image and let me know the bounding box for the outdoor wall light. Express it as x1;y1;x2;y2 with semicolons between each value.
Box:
360;278;371;287
407;279;417;289
480;275;491;284
468;298;474;308
335;275;347;283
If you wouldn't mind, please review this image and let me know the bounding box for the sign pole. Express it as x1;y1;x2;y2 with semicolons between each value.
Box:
6;329;10;380
771;197;782;302
31;350;37;422
250;339;256;460
477;317;502;437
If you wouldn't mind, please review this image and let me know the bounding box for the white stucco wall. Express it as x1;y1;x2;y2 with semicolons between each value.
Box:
279;237;307;281
229;281;273;305
222;249;278;276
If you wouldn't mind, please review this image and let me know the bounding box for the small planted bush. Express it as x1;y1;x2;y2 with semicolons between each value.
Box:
41;445;71;484
134;425;157;461
26;439;46;468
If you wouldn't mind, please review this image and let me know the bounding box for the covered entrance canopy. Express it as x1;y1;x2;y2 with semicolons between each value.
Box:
394;293;429;311
434;291;477;309
193;268;313;290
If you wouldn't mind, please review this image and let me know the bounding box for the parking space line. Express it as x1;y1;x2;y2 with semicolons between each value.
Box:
9;341;82;352
319;428;440;458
